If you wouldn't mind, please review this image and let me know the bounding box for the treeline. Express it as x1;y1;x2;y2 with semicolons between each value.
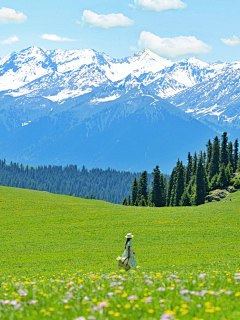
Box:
0;162;150;204
123;133;240;207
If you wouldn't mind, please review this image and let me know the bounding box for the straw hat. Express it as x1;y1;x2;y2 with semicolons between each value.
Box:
125;233;134;238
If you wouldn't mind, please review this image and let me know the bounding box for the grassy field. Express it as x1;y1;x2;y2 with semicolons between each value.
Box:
0;186;240;276
1;186;240;319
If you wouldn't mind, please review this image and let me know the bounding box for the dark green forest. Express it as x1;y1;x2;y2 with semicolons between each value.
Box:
0;161;156;204
124;133;240;207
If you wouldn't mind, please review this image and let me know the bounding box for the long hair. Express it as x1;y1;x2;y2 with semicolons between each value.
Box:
125;238;131;248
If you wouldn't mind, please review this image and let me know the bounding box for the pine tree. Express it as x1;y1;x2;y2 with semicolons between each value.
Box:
138;171;148;205
150;166;163;207
220;132;228;167
138;195;147;206
209;174;218;190
173;160;185;206
237;156;240;172
166;167;177;206
192;152;197;176
122;197;127;205
193;152;208;205
131;177;139;206
209;136;220;180
128;195;131;206
234;139;239;172
180;188;191;206
227;141;233;167
185;152;192;187
217;164;227;187
225;162;233;184
206;140;213;167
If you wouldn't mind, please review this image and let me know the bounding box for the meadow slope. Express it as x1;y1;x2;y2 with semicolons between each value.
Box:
0;186;240;276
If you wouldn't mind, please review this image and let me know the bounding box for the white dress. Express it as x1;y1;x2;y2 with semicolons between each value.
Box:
122;241;137;269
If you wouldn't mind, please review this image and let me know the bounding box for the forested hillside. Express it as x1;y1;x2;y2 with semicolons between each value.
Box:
125;133;240;207
0;161;156;204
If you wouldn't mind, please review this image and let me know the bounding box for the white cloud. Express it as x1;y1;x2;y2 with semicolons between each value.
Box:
129;0;187;12
81;10;134;29
221;35;240;46
41;34;75;42
1;35;19;44
138;31;211;58
0;7;27;23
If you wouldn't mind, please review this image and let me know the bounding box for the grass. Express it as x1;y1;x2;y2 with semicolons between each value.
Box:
1;186;240;319
0;186;240;276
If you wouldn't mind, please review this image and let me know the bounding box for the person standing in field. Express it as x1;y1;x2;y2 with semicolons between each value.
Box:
122;233;137;269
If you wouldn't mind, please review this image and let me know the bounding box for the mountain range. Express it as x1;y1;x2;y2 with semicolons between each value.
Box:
0;47;239;172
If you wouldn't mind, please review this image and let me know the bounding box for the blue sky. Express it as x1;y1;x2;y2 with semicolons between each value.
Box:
0;0;240;62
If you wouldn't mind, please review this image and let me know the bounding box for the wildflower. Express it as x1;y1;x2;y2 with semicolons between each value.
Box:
127;295;138;301
75;317;86;320
17;289;27;296
148;309;154;313
114;312;120;317
180;289;189;295
27;300;38;305
107;292;114;296
144;297;152;303
124;304;131;309
108;311;114;315
64;305;71;309
199;273;207;279
157;287;165;292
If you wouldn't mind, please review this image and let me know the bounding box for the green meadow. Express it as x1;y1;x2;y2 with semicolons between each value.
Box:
0;186;240;276
1;186;240;319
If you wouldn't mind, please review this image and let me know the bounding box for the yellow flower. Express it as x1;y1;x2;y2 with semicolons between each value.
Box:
215;307;221;311
87;308;91;312
114;312;120;317
64;305;70;309
205;309;215;313
40;309;46;313
165;310;176;316
115;290;122;293
181;310;188;315
121;293;127;298
235;292;240;297
108;311;114;315
92;298;97;302
117;304;121;308
45;311;51;316
49;308;54;312
124;304;131;309
148;309;154;314
181;304;188;309
134;304;139;308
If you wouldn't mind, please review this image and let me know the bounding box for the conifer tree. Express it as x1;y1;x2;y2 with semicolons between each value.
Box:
192;152;197;176
139;195;147;206
237;156;240;172
173;160;185;206
122;197;127;205
220;132;228;166
225;162;233;184
193;152;208;205
138;171;148;204
209;136;220;180
150;166;163;207
179;189;191;206
185;152;192;187
166;168;176;206
206;139;212;174
217;164;227;187
227;141;233;167
128;195;131;206
234;139;239;172
131;177;139;206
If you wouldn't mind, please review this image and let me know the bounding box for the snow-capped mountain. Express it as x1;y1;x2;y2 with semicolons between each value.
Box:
0;46;239;171
1;46;239;130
